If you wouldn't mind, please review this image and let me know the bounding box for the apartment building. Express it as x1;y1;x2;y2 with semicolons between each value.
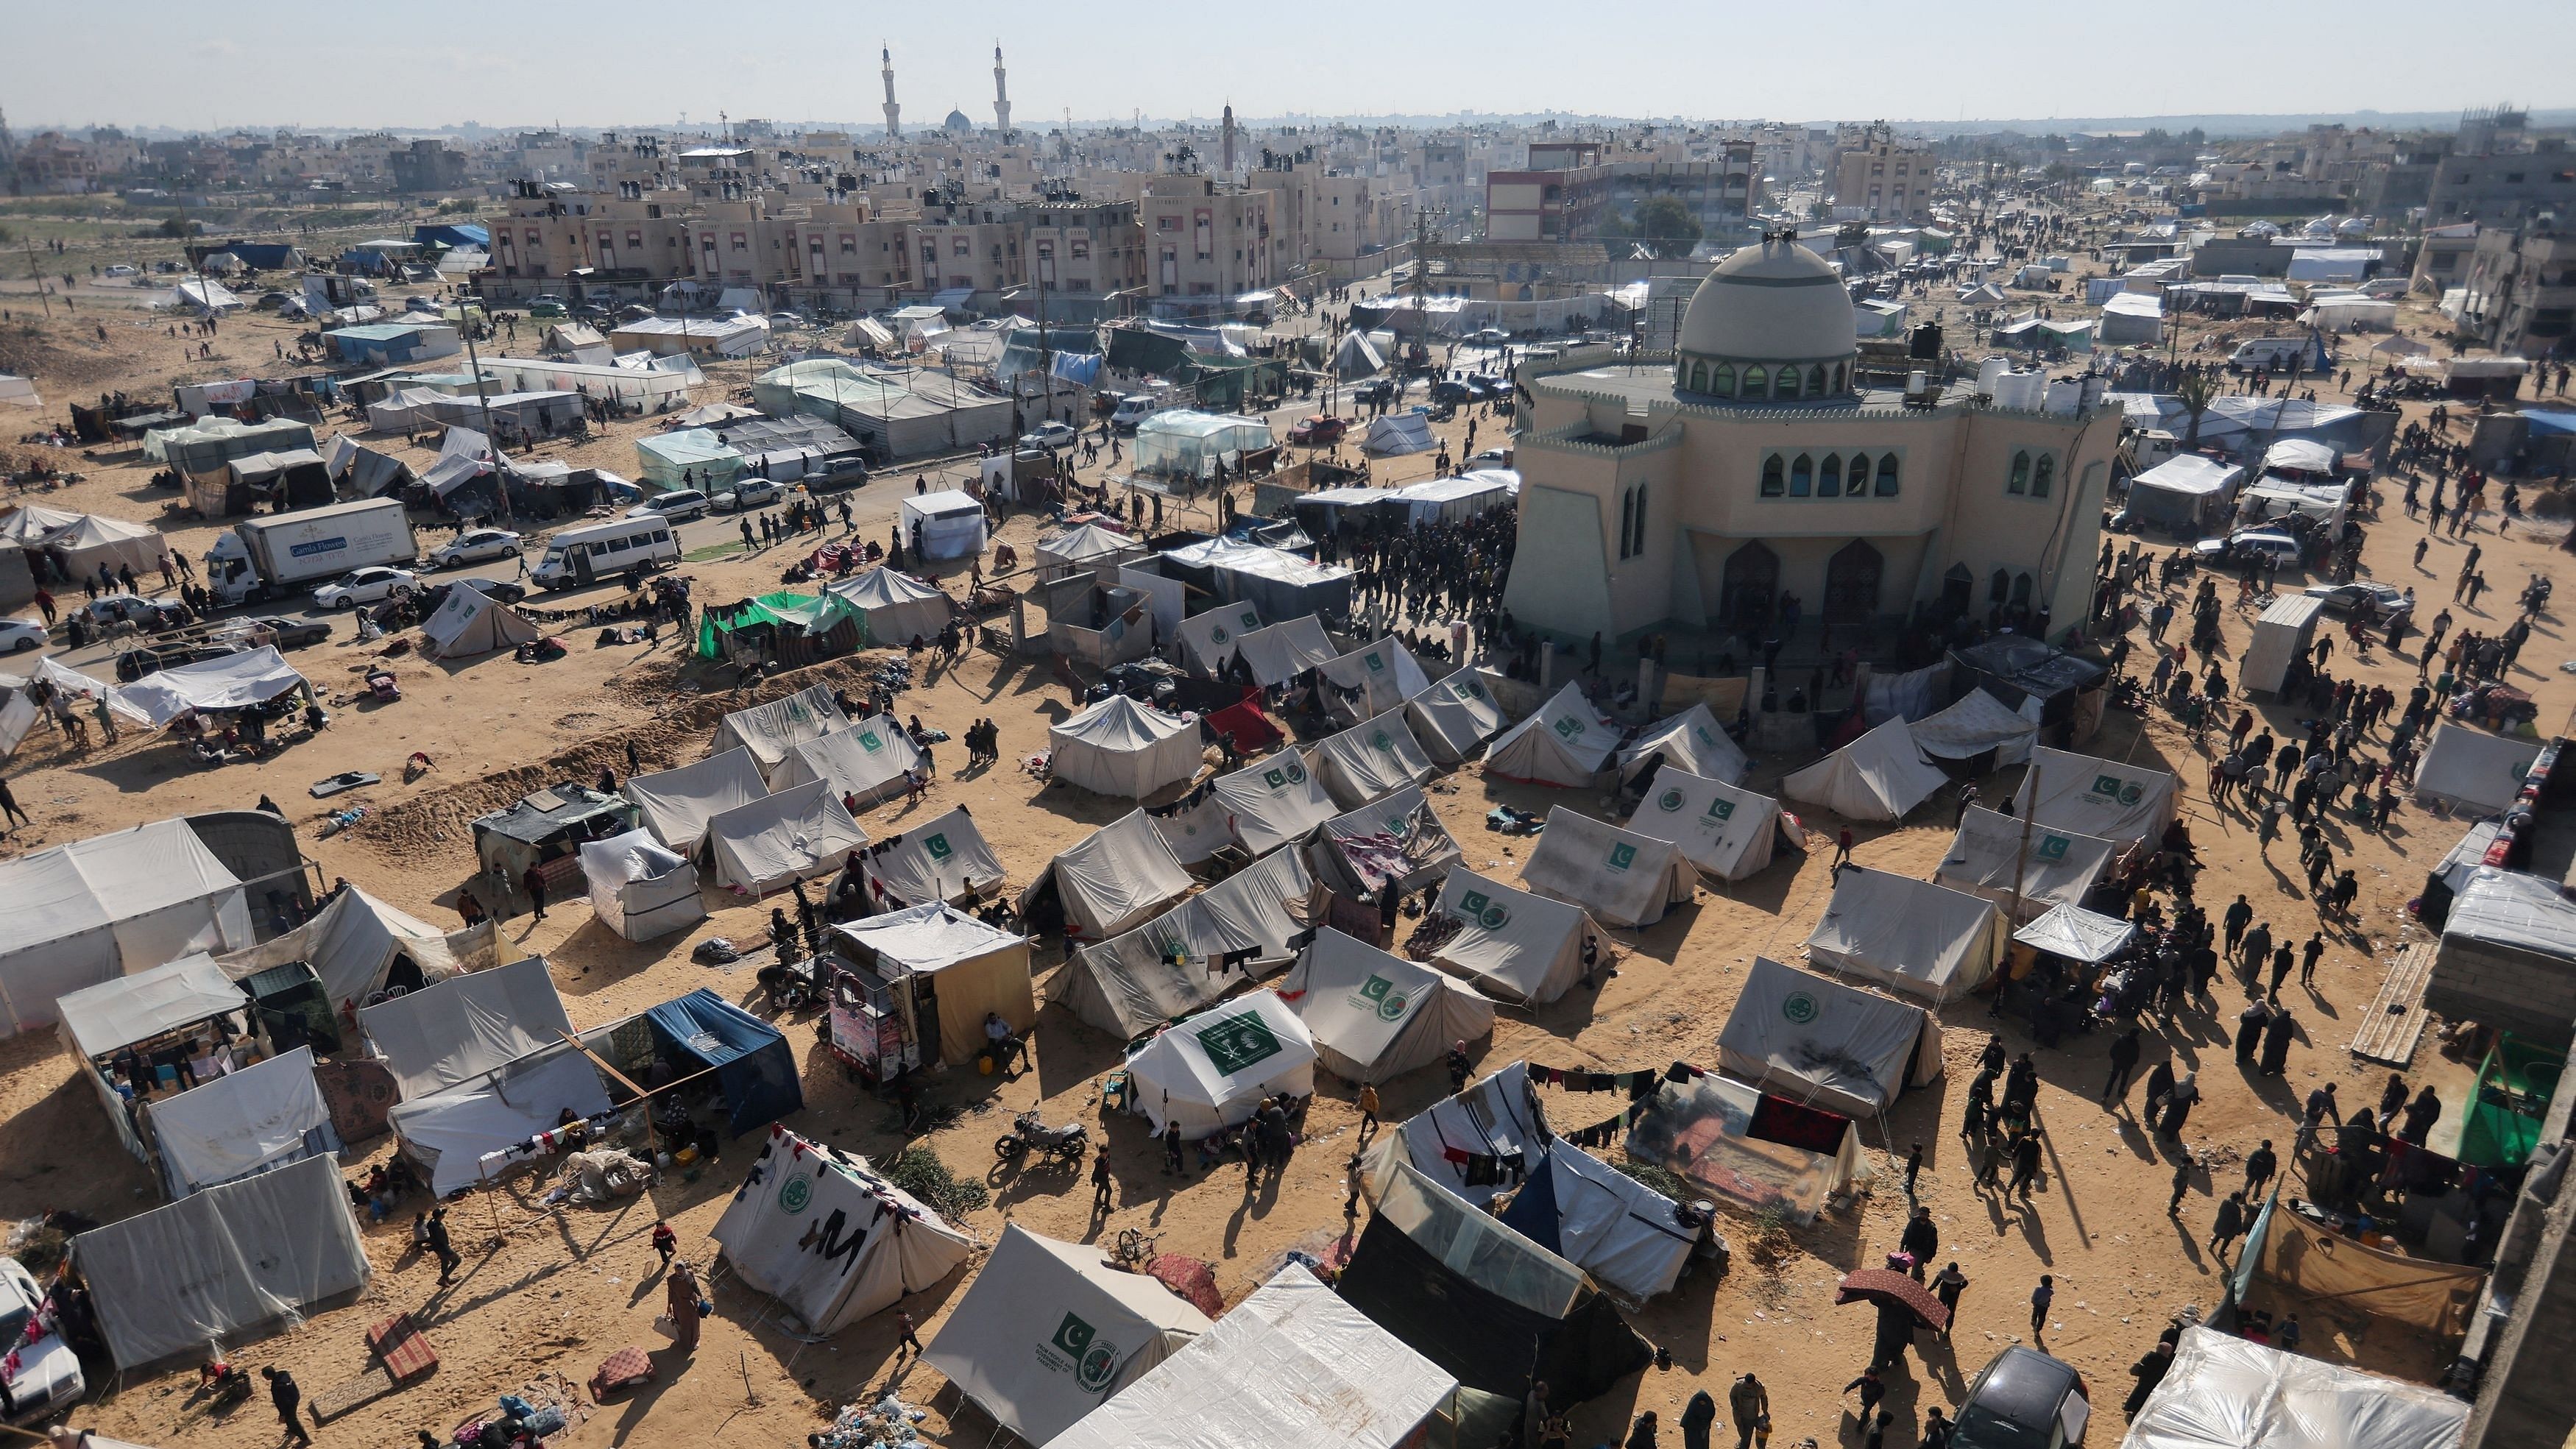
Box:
1833;127;1935;222
1138;179;1278;306
1486;141;1610;241
2460;222;2576;359
1019;199;1147;301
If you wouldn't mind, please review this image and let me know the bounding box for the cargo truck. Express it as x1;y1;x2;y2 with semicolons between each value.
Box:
205;498;420;605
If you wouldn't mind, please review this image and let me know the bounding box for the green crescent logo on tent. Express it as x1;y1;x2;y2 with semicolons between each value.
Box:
924;833;952;860
1657;788;1687;812
1365;651;1385;673
1384;814;1409;837
1209;626;1229;645
857;730;884;752
1783;991;1820;1024
1458;889;1509;930
1607;842;1637;871
1370;730;1393;751
1706;797;1737;821
1694;726;1717;746
1050;1313;1095;1358
1195;1011;1284;1075
777;1172;814;1214
1553;714;1585;740
1284;760;1307;783
1239;611;1259;629
2090;773;2122;797
2034;834;2070;862
1356;974;1412;1021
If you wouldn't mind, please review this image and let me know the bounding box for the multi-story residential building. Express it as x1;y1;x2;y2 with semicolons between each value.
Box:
2459;222;2576;359
1486;141;1611;242
389;139;469;194
1018;199;1147;302
12;132;99;194
1833;126;1935;222
1138;179;1277;311
2424;136;2576;228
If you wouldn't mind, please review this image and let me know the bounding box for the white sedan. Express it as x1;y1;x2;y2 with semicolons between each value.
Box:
1019;421;1077;450
312;566;418;609
0;617;45;654
428;528;524;569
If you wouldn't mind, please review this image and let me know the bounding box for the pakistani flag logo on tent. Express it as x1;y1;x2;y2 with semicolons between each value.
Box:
2034;834;2070;862
1694;726;1718;747
1195;1010;1284;1074
1264;767;1288;789
1706;797;1737;821
1554;713;1586;740
857;729;885;753
1239;610;1259;630
1458;889;1509;930
1657;788;1688;813
1365;651;1386;673
1606;842;1638;871
924;832;953;860
1044;1311;1122;1390
776;1172;814;1214
1356;974;1412;1021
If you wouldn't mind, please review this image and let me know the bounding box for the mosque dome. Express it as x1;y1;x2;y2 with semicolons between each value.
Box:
944;109;974;134
1671;234;1858;403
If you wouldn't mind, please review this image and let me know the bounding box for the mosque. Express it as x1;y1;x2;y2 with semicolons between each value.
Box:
1501;234;2119;651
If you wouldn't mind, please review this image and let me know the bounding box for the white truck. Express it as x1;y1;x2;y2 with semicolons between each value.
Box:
207;497;420;606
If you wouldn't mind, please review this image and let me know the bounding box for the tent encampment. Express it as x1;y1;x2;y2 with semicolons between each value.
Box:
1057;846;1320;1039
1426;869;1605;1005
852;806;1005;908
1309;710;1437;809
419;586;541;660
1716;957;1942;1119
623;748;770;852
1931;806;2117;923
1050;695;1202;799
1616;702;1751;786
1279;928;1493;1084
1908;688;2039;768
1314;637;1434;724
1780;717;1949;822
1406;669;1508;764
2411;723;2542;815
356;955;574;1100
0;817;253;1036
1804;869;2006;1002
770;715;925;811
1206;751;1338;854
1022;810;1197;941
1623;770;1786;881
712;684;853;786
1625;1071;1870;1225
1232;614;1337;688
827;567;955;647
1483;681;1618;787
386;1041;610;1196
205;885;490;1013
1175;602;1264;677
1036;522;1147;583
832;904;1034;1068
579;829;705;941
929;1223;1212;1446
2120;1325;2466;1449
1122;989;1319;1138
1308;784;1461;897
2011;746;2178;846
712;1125;976;1334
1519;808;1697;929
139;1045;341;1200
703;779;867;895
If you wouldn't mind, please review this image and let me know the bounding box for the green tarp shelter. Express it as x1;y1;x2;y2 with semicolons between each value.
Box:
2460;1035;2562;1169
696;591;863;660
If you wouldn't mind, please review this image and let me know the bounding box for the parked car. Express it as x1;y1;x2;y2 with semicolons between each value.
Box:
1019;421;1077;450
103;263;138;278
428;527;525;569
0;617;45;653
1351;378;1398;405
228;615;334;649
0;1257;84;1425
421;577;527;611
1289;415;1350;445
1466;327;1510;347
1429;378;1473;405
711;478;782;513
1467;447;1512;470
113;640;241;681
526;295;570;318
2190;530;2304;568
1110;394;1162;433
627;489;711;524
311;565;418;609
2302;580;2414;623
77;595;192;633
1954;1347;2088;1448
812;454;871;486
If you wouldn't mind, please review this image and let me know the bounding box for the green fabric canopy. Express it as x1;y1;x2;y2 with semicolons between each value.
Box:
696;590;863;658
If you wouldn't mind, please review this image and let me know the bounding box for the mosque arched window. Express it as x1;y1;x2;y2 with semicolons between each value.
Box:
1743;364;1768;397
1819;454;1841;497
1847;454;1870;500
2032;454;2055;499
1713;363;1735;395
1760;454;1784;497
1775;366;1801;401
2008;450;2031;495
1788;454;1813;497
1833;362;1847;392
1990;568;2011;603
1808;364;1828;394
1876;454;1900;495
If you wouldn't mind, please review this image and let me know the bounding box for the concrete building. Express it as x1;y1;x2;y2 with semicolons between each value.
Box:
1139;180;1277;309
1502;235;2116;648
1833;127;1936;223
2424;107;2576;227
2459;222;2576;360
1019;199;1147;302
389;139;469;194
1486;142;1611;242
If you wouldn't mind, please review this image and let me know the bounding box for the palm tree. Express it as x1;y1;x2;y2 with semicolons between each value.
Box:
2176;366;2218;450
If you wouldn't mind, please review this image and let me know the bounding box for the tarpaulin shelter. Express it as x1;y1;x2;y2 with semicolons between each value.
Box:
1908;687;2041;768
832;904;1035;1068
1175;601;1264;677
2411;723;2541;815
1933;806;2117;923
1278;928;1493;1085
1022;810;1196;941
1058;847;1320;1040
2432;868;2576;1046
1498;1141;1696;1302
1782;716;1948;822
1624;769;1785;881
388;1041;610;1197
1426;869;1604;1005
1130;411;1273;481
1805;869;2006;1003
1310;710;1437;809
1407;669;1508;764
712;684;854;784
1206;751;1338;854
1162;539;1354;626
712;1125;975;1333
634;428;749;492
899;489;988;560
2459;1034;2561;1168
139;1045;340;1199
2123;453;2245;534
696;592;862;668
1309;784;1461;898
72;1153;368;1370
1718;957;1942;1119
115;646;309;730
929;1223;1211;1446
0;818;252;1035
612;313;769;358
2240;1197;2484;1339
2012;746;2178;847
1037;522;1147;583
2120;1324;2466;1449
420;586;541;660
624;748;770;851
1626;1071;1871;1224
1382;472;1517;526
772;715;925;811
825;567;955;648
1485;681;1619;786
1314;636;1434;725
34;511;171;580
207;885;489;1014
194;447;331;519
356;956;574;1100
54;953;251;1106
1519;807;1697;929
2013;904;2137;964
1233;614;1338;687
704;779;868;896
853;805;1005;908
580;828;705;941
1617;702;1752;787
1050;695;1202;799
1052;1263;1454;1449
1122;989;1318;1137
470;782;634;893
1362;413;1437;456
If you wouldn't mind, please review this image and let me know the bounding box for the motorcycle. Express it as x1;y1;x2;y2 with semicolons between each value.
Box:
994;1108;1089;1166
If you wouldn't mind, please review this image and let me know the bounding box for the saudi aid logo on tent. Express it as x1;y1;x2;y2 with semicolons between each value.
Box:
1553;711;1588;741
1195;1010;1284;1075
776;1171;815;1214
1353;974;1413;1021
1782;990;1820;1024
1039;1311;1123;1394
1457;888;1510;931
923;832;953;860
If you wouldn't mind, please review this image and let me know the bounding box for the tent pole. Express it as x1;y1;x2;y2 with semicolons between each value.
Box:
559;1029;659;1155
2008;756;2039;927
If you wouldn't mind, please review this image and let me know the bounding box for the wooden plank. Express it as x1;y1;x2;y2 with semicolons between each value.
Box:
2350;941;2436;1066
309;1367;397;1423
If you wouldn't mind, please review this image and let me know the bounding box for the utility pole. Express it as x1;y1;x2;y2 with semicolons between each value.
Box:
459;316;516;528
2006;756;2039;925
24;236;51;316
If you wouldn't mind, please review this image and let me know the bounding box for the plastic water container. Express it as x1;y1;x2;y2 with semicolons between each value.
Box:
1994;369;2045;411
2081;375;2108;408
1977;355;2009;398
1907;370;1929;397
2044;378;2084;415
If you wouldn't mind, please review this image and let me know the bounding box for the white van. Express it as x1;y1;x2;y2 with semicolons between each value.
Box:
1110;394;1161;433
530;517;680;590
2229;337;2313;372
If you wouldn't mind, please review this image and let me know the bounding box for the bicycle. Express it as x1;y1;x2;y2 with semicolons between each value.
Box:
1112;1227;1159;1267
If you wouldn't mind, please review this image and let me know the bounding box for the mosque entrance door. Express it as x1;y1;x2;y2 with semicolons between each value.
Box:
1720;542;1778;628
1939;563;1975;618
1823;540;1883;623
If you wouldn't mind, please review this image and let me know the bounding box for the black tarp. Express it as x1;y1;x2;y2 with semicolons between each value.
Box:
1337;1211;1651;1403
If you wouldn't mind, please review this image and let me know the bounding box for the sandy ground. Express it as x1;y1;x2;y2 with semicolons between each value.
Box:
2;208;2569;1449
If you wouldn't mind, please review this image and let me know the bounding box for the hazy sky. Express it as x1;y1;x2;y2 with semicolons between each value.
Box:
7;0;2572;134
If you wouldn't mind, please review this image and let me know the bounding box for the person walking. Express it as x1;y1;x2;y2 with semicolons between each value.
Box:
666;1260;704;1354
2030;1275;2055;1339
2125;1339;2176;1417
1090;1152;1114;1215
1842;1367;1888;1428
2009;1130;2045;1198
1357;1082;1381;1135
2102;1026;2142;1105
1162;1118;1184;1175
2234;996;2271;1067
263;1367;311;1446
651;1219;677;1269
2168;1154;2193;1216
1834;827;1855;868
425;1208;459;1285
2209;1191;2248;1259
892;1307;924;1360
0;776;28;832
1900;1205;1938;1280
1930;1261;1968;1339
521;863;548;921
2245;1139;2279;1199
1679;1389;1719;1449
1727;1373;1769;1449
1905;1143;1925;1198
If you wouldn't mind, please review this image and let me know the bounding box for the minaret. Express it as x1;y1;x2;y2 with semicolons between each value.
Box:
880;47;901;139
991;46;1012;141
1221;105;1236;177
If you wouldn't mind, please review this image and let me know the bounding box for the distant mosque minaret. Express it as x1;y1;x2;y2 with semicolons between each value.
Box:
992;45;1013;139
880;46;901;138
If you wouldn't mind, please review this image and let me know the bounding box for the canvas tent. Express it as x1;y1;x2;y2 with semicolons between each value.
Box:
1279;929;1493;1084
1781;717;1949;822
1232;614;1337;688
1519;807;1696;929
1624;1071;1871;1225
1908;687;2040;768
712;684;853;786
2014;902;2137;963
1804;868;2006;1003
2122;454;2243;534
899;489;988;559
827;568;954;647
929;1223;1212;1446
115;646;308;730
1309;784;1461;897
1623;770;1785;881
2411;723;2541;815
1022;810;1196;940
2119;1325;2466;1449
2012;746;2178;846
712;1125;976;1333
1175;602;1264;677
357;955;574;1100
623;748;770;851
386;1041;611;1197
0;817;253;1035
1058;847;1320;1039
771;715;924;810
852;806;1005;908
1314;636;1434;724
1050;695;1202;799
1498;1141;1696;1303
1122;989;1319;1137
832;904;1035;1068
72;1153;369;1370
580;829;705;941
1484;681;1618;786
140;1045;340;1199
1426;869;1604;1005
1932;806;2117;922
1616;702;1752;786
419;586;539;660
1309;710;1437;809
1406;669;1509;763
703;779;867;895
1362;412;1436;455
1206;751;1338;854
207;885;490;1013
1360;1062;1548;1205
1036;522;1146;583
35;511;166;578
1717;957;1942;1119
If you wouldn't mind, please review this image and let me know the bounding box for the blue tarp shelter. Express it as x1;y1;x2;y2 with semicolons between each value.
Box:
639;989;804;1136
414;223;492;250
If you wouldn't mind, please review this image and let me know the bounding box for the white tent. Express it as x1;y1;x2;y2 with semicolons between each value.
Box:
1052;1264;1455;1449
1616;702;1752;786
1207;751;1338;855
1279;928;1493;1085
1495;1138;1696;1300
2411;723;2541;815
1122;989;1318;1138
1050;695;1202;800
1804;868;2006;1002
72;1154;368;1370
1518;807;1697;929
1781;716;1949;822
1483;681;1618;787
712;684;853;786
1234;614;1338;688
35;511;167;578
2120;1325;2466;1449
419;587;540;660
712;1125;977;1333
624;748;769;851
1624;769;1783;881
1426;869;1604;1005
209;885;491;1013
1309;710;1437;809
928;1223;1211;1446
2012;746;2178;846
1362;413;1436;455
1036;522;1147;583
1310;783;1462;898
1314;637;1434;724
704;779;868;896
141;1045;339;1199
388;1041;610;1197
55;953;248;1069
2014;902;2137;963
1359;1061;1548;1211
1175;602;1264;677
827;567;955;647
1932;806;2118;922
358;954;575;1099
0;818;252;1036
1022;810;1197;941
771;715;924;811
1406;669;1509;764
1908;688;2040;766
854;805;1005;908
1716;957;1942;1119
114;647;308;730
1058;847;1320;1039
580;829;706;941
899;489;989;559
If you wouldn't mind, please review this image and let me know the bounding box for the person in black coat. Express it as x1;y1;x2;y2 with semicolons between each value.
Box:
2260;1005;2296;1076
2124;1340;2175;1415
1678;1390;1718;1449
2234;998;2271;1066
2140;1060;2176;1130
